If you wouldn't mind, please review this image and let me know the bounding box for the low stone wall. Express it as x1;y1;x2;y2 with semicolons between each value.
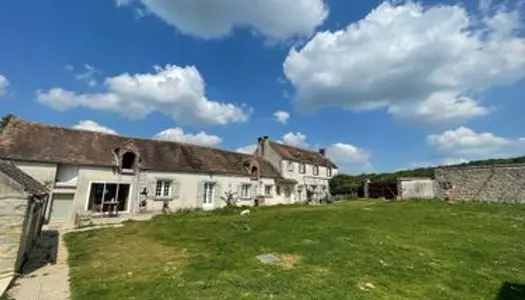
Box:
434;164;525;203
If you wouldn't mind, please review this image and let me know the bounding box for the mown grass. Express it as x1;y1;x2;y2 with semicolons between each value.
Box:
65;200;525;300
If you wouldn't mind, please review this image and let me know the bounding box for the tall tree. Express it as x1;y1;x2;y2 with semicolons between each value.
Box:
0;113;15;130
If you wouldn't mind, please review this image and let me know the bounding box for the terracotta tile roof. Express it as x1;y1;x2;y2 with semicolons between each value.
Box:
268;141;337;168
0;118;282;178
0;159;48;195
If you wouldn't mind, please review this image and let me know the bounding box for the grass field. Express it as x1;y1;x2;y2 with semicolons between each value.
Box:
65;200;525;300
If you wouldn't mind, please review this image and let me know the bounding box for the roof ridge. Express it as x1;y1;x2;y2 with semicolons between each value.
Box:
10;118;256;159
269;140;324;156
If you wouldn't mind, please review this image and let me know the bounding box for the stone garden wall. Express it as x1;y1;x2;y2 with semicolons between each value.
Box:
434;164;525;203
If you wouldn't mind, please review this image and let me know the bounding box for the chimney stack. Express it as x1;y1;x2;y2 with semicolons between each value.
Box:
319;148;326;156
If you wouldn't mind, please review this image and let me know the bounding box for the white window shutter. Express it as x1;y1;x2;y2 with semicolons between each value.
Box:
196;181;204;207
148;180;157;198
236;184;242;198
214;182;222;204
172;180;180;199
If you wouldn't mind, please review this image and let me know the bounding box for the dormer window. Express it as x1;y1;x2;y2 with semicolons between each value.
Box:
250;166;258;177
121;152;136;170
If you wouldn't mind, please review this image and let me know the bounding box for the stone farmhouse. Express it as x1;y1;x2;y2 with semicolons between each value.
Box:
0;117;337;224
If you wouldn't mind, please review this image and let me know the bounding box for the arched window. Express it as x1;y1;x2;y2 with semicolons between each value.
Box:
121;152;136;169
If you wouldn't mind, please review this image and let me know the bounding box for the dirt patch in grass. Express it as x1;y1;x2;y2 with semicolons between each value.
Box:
277;254;301;269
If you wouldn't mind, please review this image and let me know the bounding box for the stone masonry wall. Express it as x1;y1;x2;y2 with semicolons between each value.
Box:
0;173;28;277
435;164;525;203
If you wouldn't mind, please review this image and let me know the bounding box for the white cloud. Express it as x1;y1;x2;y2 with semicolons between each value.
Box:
154;127;222;147
235;144;257;154
327;143;372;174
283;1;525;124
37;64;250;126
0;74;9;97
116;0;328;40
66;64;100;87
428;126;511;156
278;131;371;173
389;93;491;124
282;132;308;148
274;110;290;124
72;120;118;135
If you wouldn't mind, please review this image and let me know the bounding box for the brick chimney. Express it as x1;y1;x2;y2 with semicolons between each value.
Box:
319;148;326;156
257;136;270;157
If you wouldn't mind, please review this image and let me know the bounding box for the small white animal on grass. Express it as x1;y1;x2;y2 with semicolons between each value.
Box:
240;209;250;216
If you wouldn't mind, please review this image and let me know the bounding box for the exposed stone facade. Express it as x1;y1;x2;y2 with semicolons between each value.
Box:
0;173;29;278
0;168;47;281
435;164;525;203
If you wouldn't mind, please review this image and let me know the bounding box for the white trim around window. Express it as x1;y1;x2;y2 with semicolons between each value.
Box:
299;162;306;174
155;180;172;198
327;167;332;177
313;165;319;176
240;183;251;199
287;160;294;172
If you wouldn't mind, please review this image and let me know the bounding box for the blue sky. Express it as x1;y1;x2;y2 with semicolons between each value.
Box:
1;0;524;174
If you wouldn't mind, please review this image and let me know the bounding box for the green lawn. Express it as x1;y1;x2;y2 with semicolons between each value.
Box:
65;200;525;300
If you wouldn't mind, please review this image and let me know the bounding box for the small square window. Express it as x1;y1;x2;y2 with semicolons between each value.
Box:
299;163;306;174
155;180;171;197
264;185;273;196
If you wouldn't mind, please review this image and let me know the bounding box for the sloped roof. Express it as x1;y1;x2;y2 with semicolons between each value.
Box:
268;141;337;168
0;118;282;178
0;159;48;195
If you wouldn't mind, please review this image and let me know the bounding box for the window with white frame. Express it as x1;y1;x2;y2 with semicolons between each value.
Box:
287;160;294;172
264;185;273;196
240;184;251;198
299;163;306;174
313;165;319;175
327;167;332;177
155;180;171;197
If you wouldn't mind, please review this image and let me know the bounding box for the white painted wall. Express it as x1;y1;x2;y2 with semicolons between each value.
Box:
142;171;280;211
14;161;289;222
400;179;436;199
14;161;57;185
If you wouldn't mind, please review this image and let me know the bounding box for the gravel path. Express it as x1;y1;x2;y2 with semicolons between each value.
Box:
8;229;70;300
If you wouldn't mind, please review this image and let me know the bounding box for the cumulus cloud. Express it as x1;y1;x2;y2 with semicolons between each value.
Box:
154;127;222;147
327;142;372;173
0;74;9;97
37;65;250;126
283;1;525;124
274;110;290;124
279;132;371;173
116;0;328;40
235;144;257;154
428;126;511;156
282;132;308;148
72;120;118;135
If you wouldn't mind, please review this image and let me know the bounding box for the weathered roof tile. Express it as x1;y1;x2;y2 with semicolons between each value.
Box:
0;118;282;178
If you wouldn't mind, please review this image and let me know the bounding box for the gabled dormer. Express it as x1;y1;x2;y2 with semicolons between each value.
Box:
114;140;141;174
